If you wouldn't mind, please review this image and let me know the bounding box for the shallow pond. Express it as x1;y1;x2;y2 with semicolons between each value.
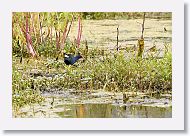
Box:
55;103;172;118
69;19;172;49
15;90;172;118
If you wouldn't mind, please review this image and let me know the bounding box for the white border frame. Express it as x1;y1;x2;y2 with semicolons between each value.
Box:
0;0;184;130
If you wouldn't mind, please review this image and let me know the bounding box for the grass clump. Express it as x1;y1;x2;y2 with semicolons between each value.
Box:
12;49;172;110
12;66;44;114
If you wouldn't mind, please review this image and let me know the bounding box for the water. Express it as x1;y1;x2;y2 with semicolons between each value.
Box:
55;104;172;118
15;90;172;118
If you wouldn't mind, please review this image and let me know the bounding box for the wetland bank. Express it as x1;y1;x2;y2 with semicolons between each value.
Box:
12;12;172;118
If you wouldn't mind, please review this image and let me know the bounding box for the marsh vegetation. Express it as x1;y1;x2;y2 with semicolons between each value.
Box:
12;12;172;118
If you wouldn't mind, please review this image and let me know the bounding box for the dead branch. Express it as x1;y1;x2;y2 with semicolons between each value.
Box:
141;12;146;39
137;12;146;58
116;25;119;51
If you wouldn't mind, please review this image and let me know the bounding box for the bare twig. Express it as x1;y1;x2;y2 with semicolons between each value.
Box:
84;39;88;61
137;12;146;58
141;12;146;39
116;25;119;51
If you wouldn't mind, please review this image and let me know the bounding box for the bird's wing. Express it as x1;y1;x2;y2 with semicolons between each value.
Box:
64;58;71;65
70;56;81;65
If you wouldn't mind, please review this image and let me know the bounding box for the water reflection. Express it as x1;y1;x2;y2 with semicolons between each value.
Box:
55;104;172;118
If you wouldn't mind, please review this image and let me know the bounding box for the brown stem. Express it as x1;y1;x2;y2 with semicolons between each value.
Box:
141;12;146;39
116;25;119;51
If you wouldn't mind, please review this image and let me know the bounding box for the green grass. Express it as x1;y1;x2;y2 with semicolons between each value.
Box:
12;48;172;111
